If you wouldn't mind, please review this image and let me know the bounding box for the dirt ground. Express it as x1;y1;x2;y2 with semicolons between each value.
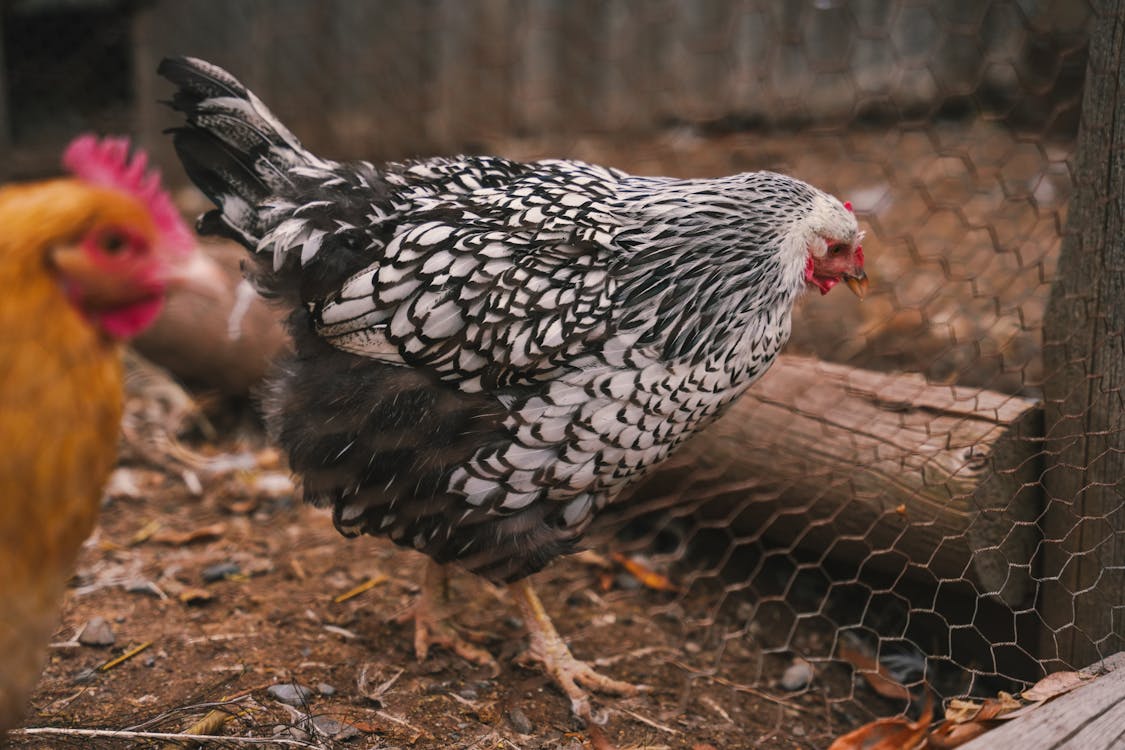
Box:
11;421;892;750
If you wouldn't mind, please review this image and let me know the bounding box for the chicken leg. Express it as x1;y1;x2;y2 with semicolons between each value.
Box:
395;558;497;672
510;577;643;722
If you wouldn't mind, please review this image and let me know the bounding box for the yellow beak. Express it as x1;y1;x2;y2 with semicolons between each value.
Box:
845;270;869;300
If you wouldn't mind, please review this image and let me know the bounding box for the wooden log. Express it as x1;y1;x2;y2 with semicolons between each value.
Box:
1039;1;1125;669
625;355;1044;607
960;652;1125;750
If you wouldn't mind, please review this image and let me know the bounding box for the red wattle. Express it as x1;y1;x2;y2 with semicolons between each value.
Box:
96;297;164;340
804;254;839;295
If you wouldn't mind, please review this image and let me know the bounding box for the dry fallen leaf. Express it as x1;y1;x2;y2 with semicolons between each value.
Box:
151;522;226;545
837;641;912;702
178;587;214;605
829;696;932;750
610;552;680;592
927;693;1021;748
925;718;992;749
1021;669;1093;702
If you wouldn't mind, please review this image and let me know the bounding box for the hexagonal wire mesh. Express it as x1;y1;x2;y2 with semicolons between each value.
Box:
3;0;1117;745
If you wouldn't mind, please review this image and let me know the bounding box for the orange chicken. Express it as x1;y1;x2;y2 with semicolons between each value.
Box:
0;136;195;736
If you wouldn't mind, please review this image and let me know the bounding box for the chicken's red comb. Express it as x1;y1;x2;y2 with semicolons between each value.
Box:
62;134;194;257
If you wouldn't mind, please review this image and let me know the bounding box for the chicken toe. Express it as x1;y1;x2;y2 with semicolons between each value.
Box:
395;558;497;673
510;578;644;722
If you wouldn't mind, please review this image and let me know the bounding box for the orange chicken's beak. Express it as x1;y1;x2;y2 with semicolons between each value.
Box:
161;251;229;300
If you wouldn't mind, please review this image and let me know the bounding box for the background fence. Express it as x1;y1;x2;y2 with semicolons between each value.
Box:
3;0;1120;747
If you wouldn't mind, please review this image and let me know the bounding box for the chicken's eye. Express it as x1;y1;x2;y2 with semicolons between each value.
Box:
97;230;129;256
828;243;848;256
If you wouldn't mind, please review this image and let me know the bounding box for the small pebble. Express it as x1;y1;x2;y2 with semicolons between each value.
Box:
201;561;241;583
267;682;314;707
310;715;360;740
317;682;336;696
78;617;116;647
780;658;814;691
459;687;478;700
615;572;642;590
684;641;702;654
143;655;156;668
73;667;98;684
508;707;534;734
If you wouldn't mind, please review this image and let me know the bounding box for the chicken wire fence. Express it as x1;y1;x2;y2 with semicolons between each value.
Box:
3;0;1118;742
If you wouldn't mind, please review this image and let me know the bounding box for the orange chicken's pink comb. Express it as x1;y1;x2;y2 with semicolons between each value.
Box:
62;134;193;258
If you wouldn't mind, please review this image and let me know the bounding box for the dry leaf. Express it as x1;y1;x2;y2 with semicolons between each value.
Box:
977;692;1021;720
942;698;983;724
1021;670;1092;702
927;693;1022;749
152;523;226;545
178;587;214;605
829;697;932;750
837;641;912;702
926;718;993;749
610;552;680;592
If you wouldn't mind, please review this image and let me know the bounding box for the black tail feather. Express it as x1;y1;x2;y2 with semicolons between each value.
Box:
158;56;326;246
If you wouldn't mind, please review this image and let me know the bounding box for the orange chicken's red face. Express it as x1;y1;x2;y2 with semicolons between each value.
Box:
48;189;170;339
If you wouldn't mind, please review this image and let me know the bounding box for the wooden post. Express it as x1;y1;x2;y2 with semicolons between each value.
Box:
1039;1;1125;669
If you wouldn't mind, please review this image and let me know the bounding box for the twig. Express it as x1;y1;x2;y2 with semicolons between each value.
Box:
613;706;680;736
668;659;809;712
98;641;152;672
700;694;733;723
185;633;255;646
357;665;403;703
375;709;430;740
11;727;318;747
332;575;388;604
593;646;677;667
323;624;358;639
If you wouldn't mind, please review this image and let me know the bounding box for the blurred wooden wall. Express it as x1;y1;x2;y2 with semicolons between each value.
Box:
0;0;1091;180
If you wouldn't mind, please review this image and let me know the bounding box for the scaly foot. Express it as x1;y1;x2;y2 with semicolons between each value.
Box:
509;578;645;723
394;559;498;674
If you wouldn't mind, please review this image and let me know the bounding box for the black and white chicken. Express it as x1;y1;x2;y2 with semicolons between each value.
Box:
159;56;867;721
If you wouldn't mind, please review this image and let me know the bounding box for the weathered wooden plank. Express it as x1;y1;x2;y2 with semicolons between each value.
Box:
664;0;740;123
509;0;559;136
552;0;612;135
1039;0;1125;669
621;355;1044;606
328;0;431;160
426;0;517;152
960;652;1125;749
